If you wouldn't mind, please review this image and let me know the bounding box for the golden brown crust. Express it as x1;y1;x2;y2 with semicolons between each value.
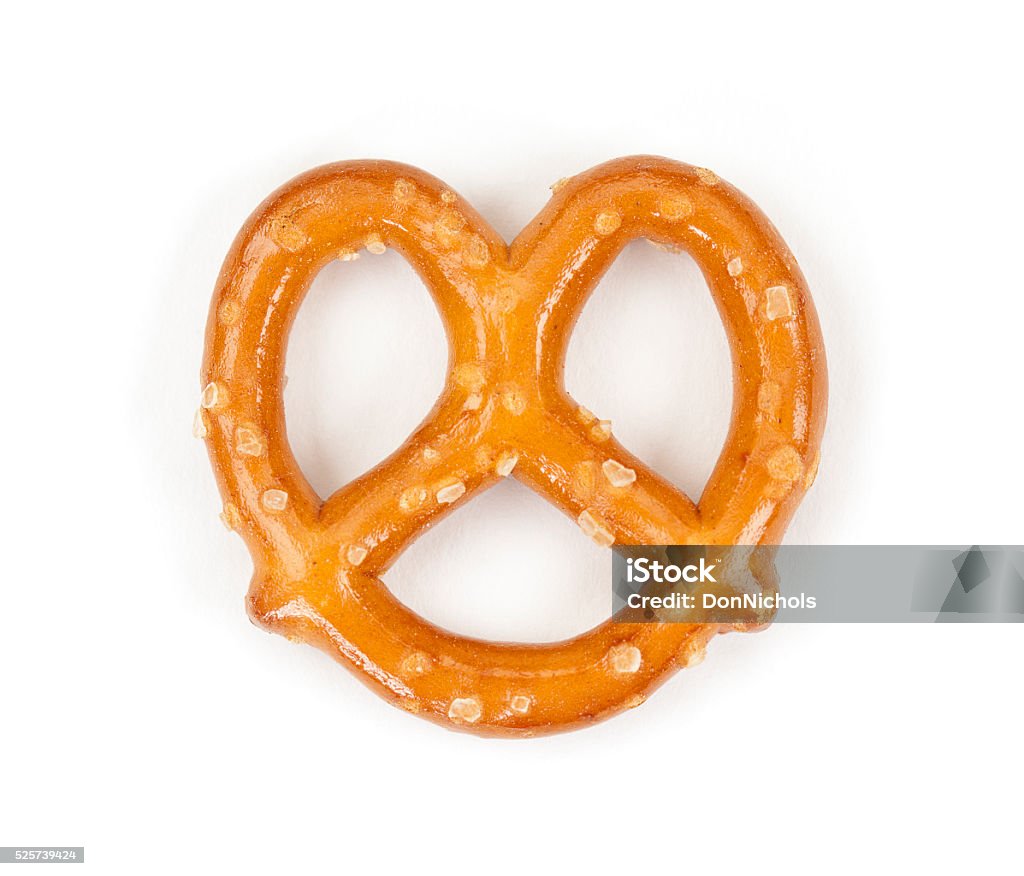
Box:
199;156;827;736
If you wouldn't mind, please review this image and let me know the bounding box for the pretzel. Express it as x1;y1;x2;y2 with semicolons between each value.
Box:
198;156;827;736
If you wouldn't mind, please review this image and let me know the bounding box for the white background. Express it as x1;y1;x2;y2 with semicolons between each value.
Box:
2;1;1021;873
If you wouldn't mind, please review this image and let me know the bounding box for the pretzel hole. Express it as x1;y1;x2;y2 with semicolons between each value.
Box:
565;239;731;504
385;481;609;642
284;251;446;500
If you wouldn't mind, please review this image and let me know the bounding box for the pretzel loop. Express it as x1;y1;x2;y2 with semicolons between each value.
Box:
201;157;827;736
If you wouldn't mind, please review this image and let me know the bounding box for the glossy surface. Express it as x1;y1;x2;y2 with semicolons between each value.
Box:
200;156;828;736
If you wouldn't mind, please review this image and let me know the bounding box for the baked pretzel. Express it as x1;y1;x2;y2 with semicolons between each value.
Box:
198;156;827;736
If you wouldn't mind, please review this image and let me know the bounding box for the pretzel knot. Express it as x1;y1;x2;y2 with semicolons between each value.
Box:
199;156;827;736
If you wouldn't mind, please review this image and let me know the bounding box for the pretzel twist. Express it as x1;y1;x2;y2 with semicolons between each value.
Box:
199;156;827;736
